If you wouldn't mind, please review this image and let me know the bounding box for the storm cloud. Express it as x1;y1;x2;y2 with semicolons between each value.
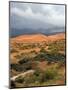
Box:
10;2;65;36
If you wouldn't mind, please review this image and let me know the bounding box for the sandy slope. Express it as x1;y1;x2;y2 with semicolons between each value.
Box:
11;33;65;43
48;33;65;41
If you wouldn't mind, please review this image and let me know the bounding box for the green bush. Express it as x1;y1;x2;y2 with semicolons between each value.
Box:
44;68;58;81
48;40;65;52
40;48;47;53
24;75;36;84
18;58;29;64
23;69;42;84
11;64;24;72
14;67;58;85
34;50;65;63
15;76;24;83
11;61;32;72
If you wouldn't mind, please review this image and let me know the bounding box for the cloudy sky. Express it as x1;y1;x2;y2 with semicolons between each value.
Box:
10;2;65;36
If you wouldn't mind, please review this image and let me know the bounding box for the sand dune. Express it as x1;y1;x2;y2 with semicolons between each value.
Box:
11;33;65;43
48;33;65;41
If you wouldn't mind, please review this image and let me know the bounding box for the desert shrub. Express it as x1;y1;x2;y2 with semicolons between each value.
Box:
33;67;58;83
11;64;24;72
15;76;24;83
31;44;36;48
44;68;58;81
40;48;47;53
18;58;33;69
32;67;58;83
34;68;41;76
23;62;32;70
14;67;58;85
24;69;42;84
17;58;34;71
11;62;32;72
11;48;18;53
57;61;65;68
30;50;37;54
24;76;36;84
34;50;65;63
14;54;21;59
18;58;29;65
51;53;65;61
18;57;40;70
48;40;65;52
33;69;44;83
34;53;47;61
28;68;58;83
34;52;53;62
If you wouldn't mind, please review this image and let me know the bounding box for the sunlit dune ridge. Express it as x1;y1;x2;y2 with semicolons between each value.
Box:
11;33;65;43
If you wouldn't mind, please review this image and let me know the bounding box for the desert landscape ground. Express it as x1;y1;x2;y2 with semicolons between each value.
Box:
10;33;66;88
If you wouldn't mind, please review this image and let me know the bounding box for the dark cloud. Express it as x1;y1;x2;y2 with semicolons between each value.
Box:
10;2;65;36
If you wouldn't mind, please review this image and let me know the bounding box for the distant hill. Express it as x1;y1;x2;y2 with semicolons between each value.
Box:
11;33;65;43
